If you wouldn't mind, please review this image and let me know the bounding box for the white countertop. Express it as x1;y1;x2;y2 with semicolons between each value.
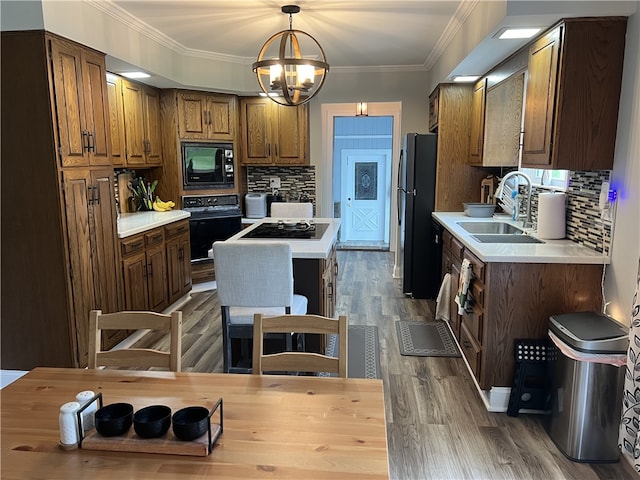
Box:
224;217;341;259
432;212;609;264
117;210;191;238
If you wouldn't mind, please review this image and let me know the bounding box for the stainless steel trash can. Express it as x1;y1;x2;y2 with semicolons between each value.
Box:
546;311;628;463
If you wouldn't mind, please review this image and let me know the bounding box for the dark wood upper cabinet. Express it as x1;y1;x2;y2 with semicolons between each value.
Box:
468;79;486;165
522;18;627;170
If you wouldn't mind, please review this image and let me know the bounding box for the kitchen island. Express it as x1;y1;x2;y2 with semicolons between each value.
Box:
223;218;341;318
433;212;606;412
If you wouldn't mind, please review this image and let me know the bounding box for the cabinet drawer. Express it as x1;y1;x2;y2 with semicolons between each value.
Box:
443;230;464;261
165;220;189;238
460;323;481;378
464;249;485;282
121;234;145;256
461;305;483;345
470;279;484;308
145;228;164;247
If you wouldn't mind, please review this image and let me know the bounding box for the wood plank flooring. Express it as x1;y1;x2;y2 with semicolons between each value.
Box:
134;250;636;479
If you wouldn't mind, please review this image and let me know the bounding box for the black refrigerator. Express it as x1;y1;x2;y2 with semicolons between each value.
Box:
397;133;441;299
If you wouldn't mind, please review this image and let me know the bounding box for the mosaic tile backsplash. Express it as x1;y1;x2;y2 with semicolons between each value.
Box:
528;170;613;254
247;166;316;206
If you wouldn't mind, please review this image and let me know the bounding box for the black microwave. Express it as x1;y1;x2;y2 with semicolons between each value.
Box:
182;141;234;189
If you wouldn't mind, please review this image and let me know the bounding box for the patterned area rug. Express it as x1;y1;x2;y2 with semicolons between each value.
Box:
396;320;460;357
322;325;381;379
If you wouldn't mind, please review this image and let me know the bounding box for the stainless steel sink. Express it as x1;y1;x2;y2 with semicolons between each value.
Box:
471;234;545;244
457;221;524;235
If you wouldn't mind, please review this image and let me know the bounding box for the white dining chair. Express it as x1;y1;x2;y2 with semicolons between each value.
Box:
269;202;313;218
212;241;308;373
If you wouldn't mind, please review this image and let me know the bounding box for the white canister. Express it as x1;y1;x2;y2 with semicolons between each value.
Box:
75;390;97;432
537;192;566;239
245;193;267;218
59;401;81;449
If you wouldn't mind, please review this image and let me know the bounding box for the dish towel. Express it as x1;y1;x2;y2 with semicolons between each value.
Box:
455;259;473;315
435;273;451;322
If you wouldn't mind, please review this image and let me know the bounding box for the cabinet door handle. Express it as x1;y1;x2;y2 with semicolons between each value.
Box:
275;144;278;157
143;264;148;277
82;131;89;152
147;263;152;276
462;340;472;349
327;282;333;298
87;185;95;204
208;111;212;126
87;132;95;152
93;185;100;205
266;144;271;157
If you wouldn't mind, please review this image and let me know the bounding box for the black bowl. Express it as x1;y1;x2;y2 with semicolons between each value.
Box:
94;402;133;437
172;406;210;441
133;405;171;438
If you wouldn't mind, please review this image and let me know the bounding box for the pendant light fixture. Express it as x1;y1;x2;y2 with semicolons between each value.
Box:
252;5;329;106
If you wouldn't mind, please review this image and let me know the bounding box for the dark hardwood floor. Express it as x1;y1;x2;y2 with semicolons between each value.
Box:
134;250;636;479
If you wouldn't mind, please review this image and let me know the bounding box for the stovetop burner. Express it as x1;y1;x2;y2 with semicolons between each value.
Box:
242;221;329;240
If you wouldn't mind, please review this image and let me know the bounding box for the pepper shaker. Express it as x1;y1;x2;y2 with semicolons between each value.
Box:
59;401;80;449
75;390;97;432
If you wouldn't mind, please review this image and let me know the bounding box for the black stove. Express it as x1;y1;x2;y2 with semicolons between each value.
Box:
242;222;329;240
182;194;242;261
182;194;241;219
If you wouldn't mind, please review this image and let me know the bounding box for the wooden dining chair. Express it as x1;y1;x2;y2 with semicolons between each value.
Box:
88;310;182;372
212;241;308;373
252;313;348;378
269;202;313;218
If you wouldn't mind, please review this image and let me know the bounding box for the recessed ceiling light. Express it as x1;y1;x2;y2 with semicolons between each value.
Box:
120;71;150;79
452;75;480;83
496;28;541;40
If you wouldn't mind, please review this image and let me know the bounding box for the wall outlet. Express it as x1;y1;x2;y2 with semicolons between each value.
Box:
269;177;281;188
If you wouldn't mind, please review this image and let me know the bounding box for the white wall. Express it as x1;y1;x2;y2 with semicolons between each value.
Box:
605;4;640;325
309;70;430;217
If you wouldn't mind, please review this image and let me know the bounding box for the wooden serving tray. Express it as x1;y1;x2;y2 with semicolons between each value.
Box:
81;423;222;457
77;394;223;457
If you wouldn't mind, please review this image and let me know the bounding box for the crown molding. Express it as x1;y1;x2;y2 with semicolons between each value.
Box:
424;0;479;70
86;0;253;65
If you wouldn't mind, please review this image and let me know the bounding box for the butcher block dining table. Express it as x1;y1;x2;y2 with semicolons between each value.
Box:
0;367;389;479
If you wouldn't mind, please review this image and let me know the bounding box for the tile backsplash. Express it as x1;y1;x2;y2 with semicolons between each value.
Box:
247;166;316;205
529;170;612;254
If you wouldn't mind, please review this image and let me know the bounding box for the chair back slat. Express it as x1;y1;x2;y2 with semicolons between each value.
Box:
88;310;182;372
253;314;348;378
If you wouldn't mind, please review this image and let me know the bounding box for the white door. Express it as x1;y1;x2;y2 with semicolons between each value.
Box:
341;150;391;242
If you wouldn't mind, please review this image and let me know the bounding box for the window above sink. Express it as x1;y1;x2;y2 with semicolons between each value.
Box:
520;168;569;191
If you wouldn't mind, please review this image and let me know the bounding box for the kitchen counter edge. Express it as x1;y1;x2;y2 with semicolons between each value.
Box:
117;210;191;238
432;212;609;265
226;218;341;260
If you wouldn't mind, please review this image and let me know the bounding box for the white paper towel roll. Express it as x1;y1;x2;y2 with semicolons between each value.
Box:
537;192;566;239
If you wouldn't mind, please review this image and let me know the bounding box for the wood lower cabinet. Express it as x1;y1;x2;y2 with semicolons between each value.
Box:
522;18;627;170
165;220;192;304
120;220;192;312
2;31;121;369
440;227;603;390
322;245;338;319
121;229;167;312
239;97;308;165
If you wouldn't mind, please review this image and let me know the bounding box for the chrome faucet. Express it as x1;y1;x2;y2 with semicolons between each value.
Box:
496;171;533;228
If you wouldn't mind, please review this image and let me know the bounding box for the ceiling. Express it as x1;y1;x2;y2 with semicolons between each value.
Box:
95;1;636;91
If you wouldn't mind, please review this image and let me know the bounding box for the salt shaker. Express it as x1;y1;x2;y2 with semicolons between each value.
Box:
59;401;80;449
75;390;97;432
